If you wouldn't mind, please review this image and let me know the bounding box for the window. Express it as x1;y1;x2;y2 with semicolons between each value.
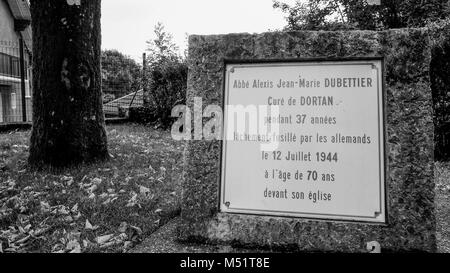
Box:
11;93;17;110
0;53;27;79
0;53;11;76
0;94;3;122
11;58;20;78
25;66;32;98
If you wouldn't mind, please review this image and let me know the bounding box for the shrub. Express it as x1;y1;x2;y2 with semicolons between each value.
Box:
143;59;188;129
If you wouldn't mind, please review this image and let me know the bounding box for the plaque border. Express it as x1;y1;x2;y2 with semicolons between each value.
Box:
218;57;388;225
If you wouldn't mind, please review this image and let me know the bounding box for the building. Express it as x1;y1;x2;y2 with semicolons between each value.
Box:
0;0;32;124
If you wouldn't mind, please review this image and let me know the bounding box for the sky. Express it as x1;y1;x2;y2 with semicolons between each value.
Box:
101;0;297;62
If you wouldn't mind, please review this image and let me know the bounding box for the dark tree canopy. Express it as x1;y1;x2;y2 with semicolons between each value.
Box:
29;0;109;168
273;0;450;31
101;50;141;102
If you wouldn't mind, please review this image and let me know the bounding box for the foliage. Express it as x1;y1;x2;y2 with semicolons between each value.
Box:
273;0;354;30
146;22;180;65
273;0;450;31
101;50;141;102
143;23;188;129
144;60;187;129
273;2;450;161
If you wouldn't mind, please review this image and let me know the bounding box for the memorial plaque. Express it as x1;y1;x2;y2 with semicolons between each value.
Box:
220;59;386;223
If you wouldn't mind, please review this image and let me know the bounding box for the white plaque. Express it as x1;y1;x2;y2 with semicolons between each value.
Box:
220;59;386;223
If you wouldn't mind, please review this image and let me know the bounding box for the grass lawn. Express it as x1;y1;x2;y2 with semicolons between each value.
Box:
1;123;449;253
0;124;184;253
436;162;450;253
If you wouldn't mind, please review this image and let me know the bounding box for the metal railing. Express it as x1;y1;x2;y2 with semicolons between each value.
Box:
103;89;143;118
0;40;32;125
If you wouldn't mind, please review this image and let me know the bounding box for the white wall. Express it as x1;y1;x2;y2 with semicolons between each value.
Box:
0;92;3;122
0;0;18;43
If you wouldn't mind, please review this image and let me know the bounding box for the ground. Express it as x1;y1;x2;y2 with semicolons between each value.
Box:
0;124;184;253
436;161;450;253
0;124;449;253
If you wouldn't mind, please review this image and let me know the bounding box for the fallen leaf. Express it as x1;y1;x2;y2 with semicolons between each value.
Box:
126;192;138;207
58;206;70;215
96;234;114;245
129;225;142;236
87;184;98;193
82;240;90;248
92;178;102;185
117;233;128;241
40;202;51;213
31;227;50;237
14;235;31;244
63;216;73;223
62;176;74;187
23;224;32;233
85;220;93;230
118;222;128;233
73;212;82;220
71;203;79;213
139;186;150;195
66;240;80;251
67;231;81;242
123;241;133;250
69;245;82;253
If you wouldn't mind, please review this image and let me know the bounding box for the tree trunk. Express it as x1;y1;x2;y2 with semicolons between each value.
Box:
29;0;109;168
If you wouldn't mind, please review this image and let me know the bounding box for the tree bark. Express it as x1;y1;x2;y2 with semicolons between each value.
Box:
29;0;109;168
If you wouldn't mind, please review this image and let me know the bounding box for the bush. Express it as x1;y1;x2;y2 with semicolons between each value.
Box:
129;106;154;124
143;59;188;129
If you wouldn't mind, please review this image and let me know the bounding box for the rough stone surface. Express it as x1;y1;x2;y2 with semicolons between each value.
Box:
179;29;436;252
429;20;450;161
130;218;271;253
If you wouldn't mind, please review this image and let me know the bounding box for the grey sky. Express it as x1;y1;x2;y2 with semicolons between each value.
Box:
101;0;296;61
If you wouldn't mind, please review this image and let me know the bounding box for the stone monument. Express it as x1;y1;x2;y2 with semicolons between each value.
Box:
179;29;436;252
